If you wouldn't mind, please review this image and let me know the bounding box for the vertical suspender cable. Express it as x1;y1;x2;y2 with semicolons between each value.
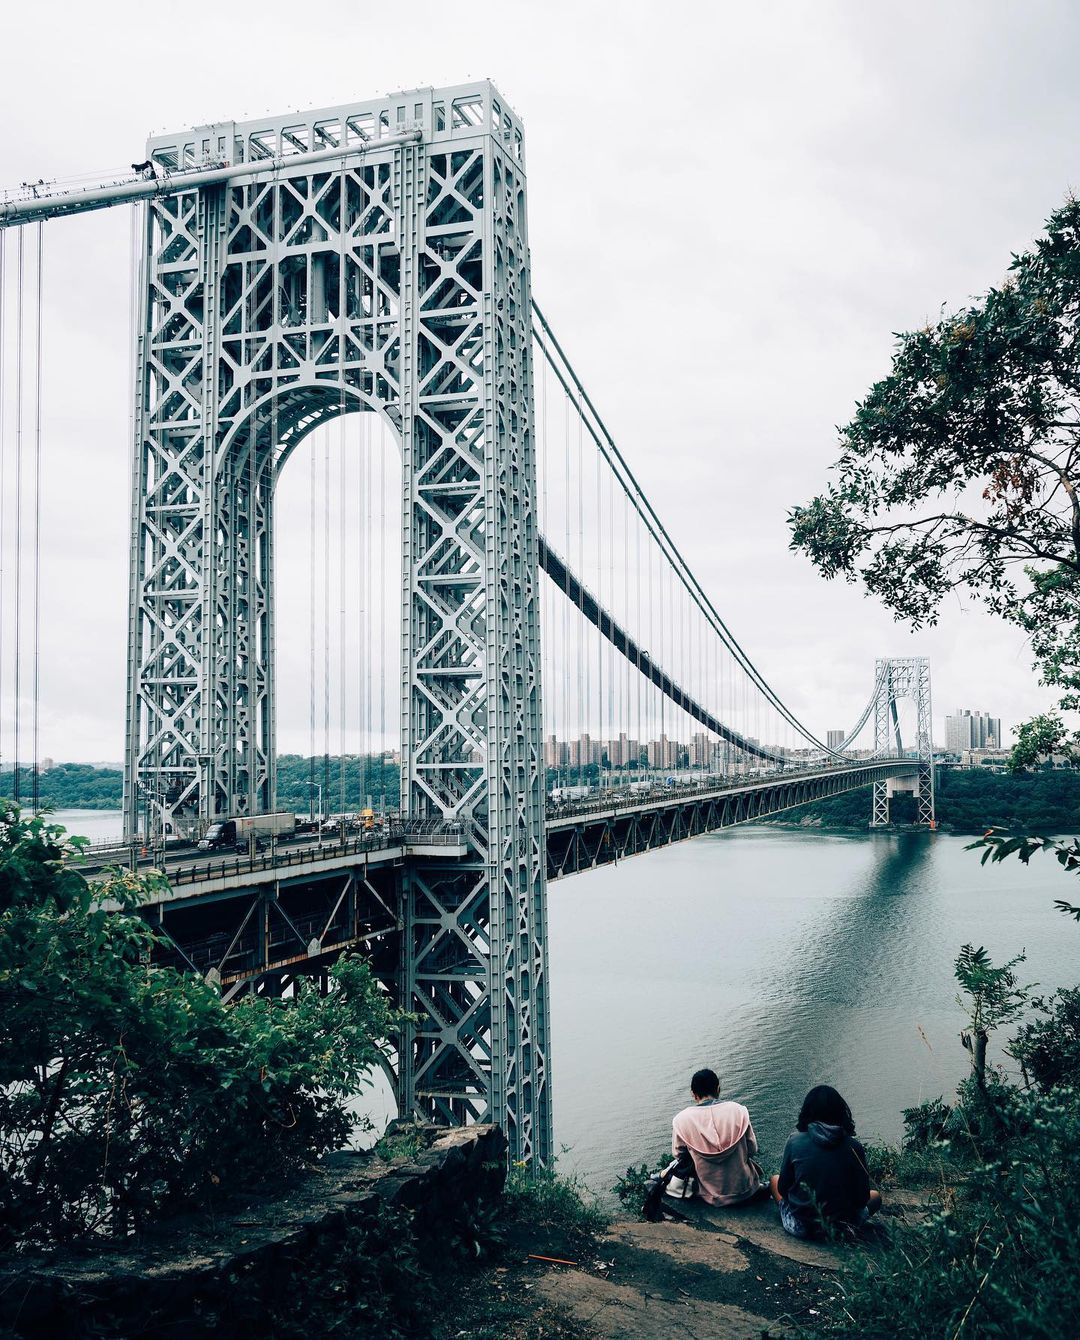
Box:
323;423;330;814
377;404;385;809
339;270;347;821
13;228;24;804
541;343;549;766
565;385;576;782
0;230;6;782
362;415;368;810
597;412;605;782
32;223;43;811
607;458;614;778
309;428;316;818
363;411;371;805
576;389;585;773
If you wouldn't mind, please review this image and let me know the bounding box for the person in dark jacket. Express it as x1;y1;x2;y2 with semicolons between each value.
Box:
769;1085;882;1238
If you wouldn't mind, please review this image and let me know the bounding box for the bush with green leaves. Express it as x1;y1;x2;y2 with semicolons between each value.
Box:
1009;985;1080;1092
502;1160;609;1250
809;1087;1080;1340
900;1097;952;1152
0;805;398;1248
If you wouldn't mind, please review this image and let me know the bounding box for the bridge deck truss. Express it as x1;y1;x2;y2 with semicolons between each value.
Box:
545;762;914;878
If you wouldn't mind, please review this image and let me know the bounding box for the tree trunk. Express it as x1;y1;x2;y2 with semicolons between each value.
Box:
973;1029;988;1088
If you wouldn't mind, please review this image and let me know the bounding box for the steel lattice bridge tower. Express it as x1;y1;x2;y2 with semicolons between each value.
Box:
869;657;935;827
0;84;937;1168
123;86;549;1163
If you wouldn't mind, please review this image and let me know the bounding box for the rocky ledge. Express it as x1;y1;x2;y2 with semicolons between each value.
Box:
0;1124;506;1338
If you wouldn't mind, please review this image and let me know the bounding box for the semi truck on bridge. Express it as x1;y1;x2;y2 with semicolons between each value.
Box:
197;811;296;853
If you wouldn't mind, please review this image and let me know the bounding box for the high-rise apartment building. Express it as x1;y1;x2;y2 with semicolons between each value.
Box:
690;732;712;767
827;729;845;751
606;733;640;768
543;735;568;768
647;734;676;769
945;709;1003;753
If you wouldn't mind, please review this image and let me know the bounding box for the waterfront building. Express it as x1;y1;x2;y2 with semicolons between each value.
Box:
946;709;1003;753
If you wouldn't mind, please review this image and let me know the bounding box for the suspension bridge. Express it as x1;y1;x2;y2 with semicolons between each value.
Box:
0;83;934;1165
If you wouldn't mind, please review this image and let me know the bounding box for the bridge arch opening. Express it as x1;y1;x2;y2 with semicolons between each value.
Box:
272;407;402;823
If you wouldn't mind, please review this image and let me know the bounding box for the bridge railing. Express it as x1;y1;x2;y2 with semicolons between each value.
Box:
75;819;468;887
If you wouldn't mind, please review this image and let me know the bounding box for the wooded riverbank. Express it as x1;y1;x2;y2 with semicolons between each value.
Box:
763;767;1080;833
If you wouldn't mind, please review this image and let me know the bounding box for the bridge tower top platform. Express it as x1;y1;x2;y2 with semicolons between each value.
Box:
145;82;525;176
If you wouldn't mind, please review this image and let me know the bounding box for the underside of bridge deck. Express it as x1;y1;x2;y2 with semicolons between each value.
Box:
545;762;912;879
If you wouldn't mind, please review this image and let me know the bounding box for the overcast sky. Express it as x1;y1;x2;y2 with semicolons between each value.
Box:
0;0;1076;763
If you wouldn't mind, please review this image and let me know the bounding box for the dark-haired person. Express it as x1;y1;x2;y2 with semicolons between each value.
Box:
770;1085;882;1238
671;1068;764;1206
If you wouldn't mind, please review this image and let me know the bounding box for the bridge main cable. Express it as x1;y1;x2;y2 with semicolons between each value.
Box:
531;300;842;758
537;537;787;766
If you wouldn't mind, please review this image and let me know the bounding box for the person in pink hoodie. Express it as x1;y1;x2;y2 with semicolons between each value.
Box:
671;1069;764;1206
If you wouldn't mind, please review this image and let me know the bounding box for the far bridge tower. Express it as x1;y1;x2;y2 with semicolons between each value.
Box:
869;657;935;827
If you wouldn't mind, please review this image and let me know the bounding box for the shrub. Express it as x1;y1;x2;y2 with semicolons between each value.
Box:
0;806;398;1248
503;1160;609;1250
808;1087;1080;1339
612;1159;660;1210
1009;986;1080;1092
900;1097;952;1150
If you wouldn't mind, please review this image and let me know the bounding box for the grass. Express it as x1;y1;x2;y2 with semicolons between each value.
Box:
373;1120;433;1161
502;1159;610;1249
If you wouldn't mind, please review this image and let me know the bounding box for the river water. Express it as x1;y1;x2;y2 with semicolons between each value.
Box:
548;827;1078;1194
51;809;126;844
56;811;1078;1191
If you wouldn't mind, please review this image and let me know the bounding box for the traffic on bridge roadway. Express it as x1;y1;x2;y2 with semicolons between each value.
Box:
79;757;919;897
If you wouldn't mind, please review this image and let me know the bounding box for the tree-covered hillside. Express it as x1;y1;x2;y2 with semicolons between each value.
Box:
771;767;1080;833
0;764;123;811
275;754;401;813
0;755;402;815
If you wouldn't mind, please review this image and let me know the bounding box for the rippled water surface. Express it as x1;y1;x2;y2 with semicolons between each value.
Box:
548;827;1078;1194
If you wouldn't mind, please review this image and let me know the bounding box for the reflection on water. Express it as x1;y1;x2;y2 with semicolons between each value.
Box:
548;828;1077;1195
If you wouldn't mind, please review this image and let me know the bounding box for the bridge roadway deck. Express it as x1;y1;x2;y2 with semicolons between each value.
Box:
89;759;914;993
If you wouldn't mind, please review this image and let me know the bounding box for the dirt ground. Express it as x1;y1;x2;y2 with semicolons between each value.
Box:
437;1190;918;1339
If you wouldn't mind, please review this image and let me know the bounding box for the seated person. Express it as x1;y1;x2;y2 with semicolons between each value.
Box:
770;1084;882;1238
671;1068;764;1206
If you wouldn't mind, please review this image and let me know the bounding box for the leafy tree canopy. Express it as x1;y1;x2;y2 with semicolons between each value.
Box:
0;805;399;1248
789;196;1080;745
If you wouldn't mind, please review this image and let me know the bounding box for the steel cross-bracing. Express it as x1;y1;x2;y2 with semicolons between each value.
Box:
869;657;935;827
121;85;550;1164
